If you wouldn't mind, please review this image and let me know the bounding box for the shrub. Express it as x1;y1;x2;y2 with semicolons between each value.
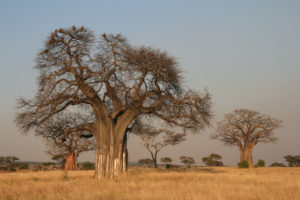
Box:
166;164;180;169
238;160;249;168
255;159;265;168
81;162;95;170
42;162;56;167
270;162;286;167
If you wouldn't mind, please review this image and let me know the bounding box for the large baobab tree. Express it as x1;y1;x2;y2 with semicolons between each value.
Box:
134;123;186;168
212;109;282;168
15;26;212;179
38;112;96;170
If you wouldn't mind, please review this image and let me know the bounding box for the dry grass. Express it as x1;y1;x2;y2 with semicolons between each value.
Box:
0;167;299;200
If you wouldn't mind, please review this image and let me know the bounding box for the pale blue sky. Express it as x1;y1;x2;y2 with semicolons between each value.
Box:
0;0;299;165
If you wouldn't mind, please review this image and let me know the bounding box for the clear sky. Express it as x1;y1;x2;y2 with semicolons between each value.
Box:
0;0;299;166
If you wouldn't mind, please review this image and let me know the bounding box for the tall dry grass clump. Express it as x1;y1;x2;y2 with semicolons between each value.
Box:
0;167;299;200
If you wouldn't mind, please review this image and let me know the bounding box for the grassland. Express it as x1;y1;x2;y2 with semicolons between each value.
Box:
0;167;299;200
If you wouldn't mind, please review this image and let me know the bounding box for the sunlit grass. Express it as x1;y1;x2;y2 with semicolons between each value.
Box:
0;167;299;200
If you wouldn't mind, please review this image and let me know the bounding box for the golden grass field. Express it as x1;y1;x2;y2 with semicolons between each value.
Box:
0;167;299;200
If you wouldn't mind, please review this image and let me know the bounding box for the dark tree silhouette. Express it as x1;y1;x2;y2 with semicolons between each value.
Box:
284;155;300;167
180;156;195;167
212;109;282;168
202;153;223;166
161;157;172;164
15;26;212;179
270;162;286;167
138;158;154;167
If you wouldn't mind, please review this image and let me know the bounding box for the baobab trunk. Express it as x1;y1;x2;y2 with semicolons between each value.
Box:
94;122;127;179
239;147;254;168
64;152;78;170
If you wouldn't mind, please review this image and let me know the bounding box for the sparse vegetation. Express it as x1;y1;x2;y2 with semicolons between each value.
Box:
0;167;299;200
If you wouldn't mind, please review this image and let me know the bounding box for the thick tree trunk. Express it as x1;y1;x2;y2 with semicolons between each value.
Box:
93;122;127;179
64;152;78;170
239;147;254;168
94;144;124;179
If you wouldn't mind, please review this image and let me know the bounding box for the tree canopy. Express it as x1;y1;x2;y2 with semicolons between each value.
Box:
15;26;212;179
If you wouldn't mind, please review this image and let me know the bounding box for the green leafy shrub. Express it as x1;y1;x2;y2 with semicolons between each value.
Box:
238;160;249;168
255;159;265;167
81;162;95;170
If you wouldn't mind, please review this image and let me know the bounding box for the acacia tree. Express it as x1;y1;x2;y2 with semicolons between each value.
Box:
138;158;154;167
15;26;212;179
161;157;172;165
284;155;300;167
180;156;195;167
202;153;223;166
212;109;282;168
39;113;96;170
134;124;185;168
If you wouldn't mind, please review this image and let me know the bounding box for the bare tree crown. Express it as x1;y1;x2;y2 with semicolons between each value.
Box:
212;109;282;147
15;26;212;134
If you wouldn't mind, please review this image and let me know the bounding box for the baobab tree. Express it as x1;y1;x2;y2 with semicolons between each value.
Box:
38;112;96;170
134;123;185;168
212;109;282;168
15;26;212;179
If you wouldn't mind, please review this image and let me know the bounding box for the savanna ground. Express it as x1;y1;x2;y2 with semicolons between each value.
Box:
0;167;299;200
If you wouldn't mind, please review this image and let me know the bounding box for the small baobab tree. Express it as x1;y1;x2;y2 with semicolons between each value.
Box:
212;109;282;168
15;26;212;179
37;112;96;170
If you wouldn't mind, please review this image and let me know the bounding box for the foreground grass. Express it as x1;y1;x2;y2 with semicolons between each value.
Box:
0;167;299;200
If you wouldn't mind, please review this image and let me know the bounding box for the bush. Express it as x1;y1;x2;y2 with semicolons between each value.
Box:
270;162;286;167
42;162;56;167
255;160;265;168
81;162;95;170
166;164;180;169
238;160;249;168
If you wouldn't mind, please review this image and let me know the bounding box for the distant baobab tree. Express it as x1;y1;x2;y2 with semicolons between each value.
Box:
37;112;96;170
15;26;212;179
212;109;282;168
